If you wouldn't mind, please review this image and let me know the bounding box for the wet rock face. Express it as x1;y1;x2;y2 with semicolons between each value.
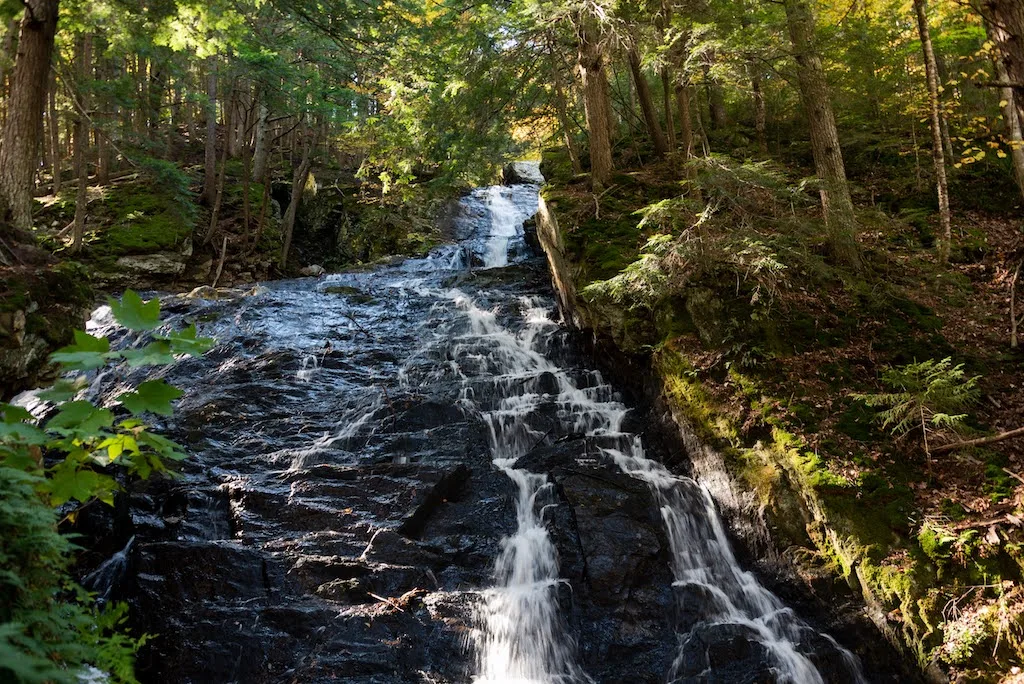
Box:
93;252;688;683
79;176;885;683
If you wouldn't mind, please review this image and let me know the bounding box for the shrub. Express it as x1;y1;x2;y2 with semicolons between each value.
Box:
0;290;212;682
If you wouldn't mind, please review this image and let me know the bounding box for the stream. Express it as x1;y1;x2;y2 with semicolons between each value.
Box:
83;164;875;683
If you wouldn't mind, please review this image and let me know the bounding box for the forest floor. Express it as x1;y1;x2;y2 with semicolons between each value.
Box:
540;142;1024;680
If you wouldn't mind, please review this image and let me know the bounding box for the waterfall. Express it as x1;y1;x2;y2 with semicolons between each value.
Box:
76;161;873;682
428;176;866;680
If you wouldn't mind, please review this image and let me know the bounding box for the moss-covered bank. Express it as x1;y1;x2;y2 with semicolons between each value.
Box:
536;148;1024;682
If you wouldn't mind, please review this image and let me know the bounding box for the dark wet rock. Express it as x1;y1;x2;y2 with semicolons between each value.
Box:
554;464;677;681
669;622;776;683
71;180;891;683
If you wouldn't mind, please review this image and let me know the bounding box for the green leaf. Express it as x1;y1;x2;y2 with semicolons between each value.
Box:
96;434;140;465
37;377;88;402
137;430;188;461
46;460;119;507
1;403;34;423
117;380;183;417
50;331;112;371
108;289;161;331
158;324;214;356
0;422;47;445
121;340;177;367
47;400;115;435
0;444;41;470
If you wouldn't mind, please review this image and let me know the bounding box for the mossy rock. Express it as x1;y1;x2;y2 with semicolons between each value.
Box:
321;285;376;305
0;264;94;398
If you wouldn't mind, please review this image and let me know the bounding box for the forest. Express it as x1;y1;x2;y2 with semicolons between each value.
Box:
2;0;1024;681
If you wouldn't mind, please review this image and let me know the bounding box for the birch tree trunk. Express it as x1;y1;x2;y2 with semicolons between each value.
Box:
913;0;952;263
995;59;1024;201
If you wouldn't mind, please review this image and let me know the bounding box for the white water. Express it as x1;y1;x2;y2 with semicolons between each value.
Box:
434;168;865;682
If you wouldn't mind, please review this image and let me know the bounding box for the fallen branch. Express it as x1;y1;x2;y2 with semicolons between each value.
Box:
211;235;229;288
1003;467;1024;487
0;234;24;266
367;592;404;612
931;426;1024;455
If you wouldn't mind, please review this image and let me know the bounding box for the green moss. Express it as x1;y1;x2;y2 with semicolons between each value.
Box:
835;399;878;442
918;522;956;571
322;285;376;304
89;183;194;258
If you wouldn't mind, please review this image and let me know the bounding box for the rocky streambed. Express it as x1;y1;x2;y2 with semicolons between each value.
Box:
77;169;909;682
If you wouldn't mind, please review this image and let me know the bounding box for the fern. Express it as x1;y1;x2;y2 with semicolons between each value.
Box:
855;358;980;454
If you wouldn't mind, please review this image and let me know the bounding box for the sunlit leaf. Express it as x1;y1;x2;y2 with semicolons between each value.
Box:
108;290;161;331
117;380;184;417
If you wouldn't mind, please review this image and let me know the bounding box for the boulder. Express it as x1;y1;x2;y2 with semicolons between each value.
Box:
299;264;326;276
114;252;188;277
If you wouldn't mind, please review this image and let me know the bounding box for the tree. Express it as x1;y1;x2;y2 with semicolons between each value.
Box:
70;33;90;253
980;0;1024;129
575;13;614;188
626;41;669;158
913;0;952;263
0;0;60;241
781;0;860;269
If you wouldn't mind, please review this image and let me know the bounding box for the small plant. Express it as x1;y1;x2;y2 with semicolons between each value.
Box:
0;290;213;682
855;357;979;460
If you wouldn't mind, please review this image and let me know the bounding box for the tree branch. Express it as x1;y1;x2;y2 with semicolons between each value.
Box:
931;426;1024;454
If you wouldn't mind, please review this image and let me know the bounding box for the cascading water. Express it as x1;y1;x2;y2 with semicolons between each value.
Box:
63;162;884;683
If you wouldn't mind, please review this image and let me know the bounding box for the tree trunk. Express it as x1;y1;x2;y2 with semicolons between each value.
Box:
783;0;861;269
740;14;767;154
0;19;19;120
149;63;163;144
548;39;583;174
675;83;694;160
661;69;676;153
202;56;218;206
242;143;252;249
252;102;270;181
95;51;109;184
48;69;60;195
254;169;270;251
134;55;147;138
228;88;242;158
0;0;60;235
71;33;92;253
982;0;1024;129
627;47;669;159
994;58;1024;201
751;66;768;154
203;94;233;245
913;0;953;263
280;130;313;267
705;52;727;130
576;19;614;189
